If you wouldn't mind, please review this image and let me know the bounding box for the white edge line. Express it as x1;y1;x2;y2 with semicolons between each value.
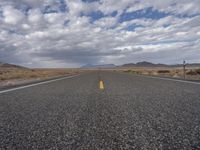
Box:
0;74;80;94
135;74;200;85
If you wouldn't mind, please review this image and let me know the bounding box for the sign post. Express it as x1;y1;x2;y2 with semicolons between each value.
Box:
183;60;186;80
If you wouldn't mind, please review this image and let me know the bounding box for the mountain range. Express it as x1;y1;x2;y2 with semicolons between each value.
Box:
121;61;200;68
1;61;200;69
121;61;168;67
0;62;27;69
81;61;200;68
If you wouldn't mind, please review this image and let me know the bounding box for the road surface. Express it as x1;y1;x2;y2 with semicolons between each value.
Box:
0;71;200;149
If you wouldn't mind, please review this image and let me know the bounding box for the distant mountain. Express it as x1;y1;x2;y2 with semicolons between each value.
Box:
122;61;200;68
81;64;116;68
0;62;27;69
122;61;168;67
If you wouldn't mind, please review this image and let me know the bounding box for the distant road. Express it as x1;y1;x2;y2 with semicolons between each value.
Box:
0;71;200;149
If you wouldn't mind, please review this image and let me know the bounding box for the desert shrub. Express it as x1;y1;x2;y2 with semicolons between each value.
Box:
124;70;139;74
196;69;200;75
124;70;132;73
30;74;38;78
0;76;6;81
157;70;170;73
186;70;198;75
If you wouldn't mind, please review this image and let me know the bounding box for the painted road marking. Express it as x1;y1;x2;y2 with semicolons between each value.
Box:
0;74;80;94
99;80;104;90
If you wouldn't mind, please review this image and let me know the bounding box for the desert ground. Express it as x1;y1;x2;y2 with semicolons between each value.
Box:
1;66;200;87
116;67;200;81
0;68;82;87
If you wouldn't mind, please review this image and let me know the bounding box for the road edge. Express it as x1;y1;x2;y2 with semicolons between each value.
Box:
0;74;80;94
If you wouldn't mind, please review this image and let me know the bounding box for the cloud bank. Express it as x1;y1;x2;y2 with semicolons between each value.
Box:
0;0;200;67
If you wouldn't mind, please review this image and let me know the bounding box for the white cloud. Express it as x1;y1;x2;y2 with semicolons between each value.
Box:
0;0;200;67
2;6;24;25
28;9;43;23
94;17;117;28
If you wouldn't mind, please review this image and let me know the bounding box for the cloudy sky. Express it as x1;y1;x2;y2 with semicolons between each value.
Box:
0;0;200;67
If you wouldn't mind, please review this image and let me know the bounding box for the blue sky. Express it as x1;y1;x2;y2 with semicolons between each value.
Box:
0;0;200;67
119;7;170;22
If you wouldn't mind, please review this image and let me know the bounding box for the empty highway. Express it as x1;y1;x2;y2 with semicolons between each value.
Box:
0;71;200;149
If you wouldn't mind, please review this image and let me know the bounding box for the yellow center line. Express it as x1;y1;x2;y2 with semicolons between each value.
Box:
99;80;104;90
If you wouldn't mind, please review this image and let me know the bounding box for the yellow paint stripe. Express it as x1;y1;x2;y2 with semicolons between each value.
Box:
99;80;104;90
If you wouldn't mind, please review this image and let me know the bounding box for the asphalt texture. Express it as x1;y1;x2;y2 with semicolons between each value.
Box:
0;71;200;150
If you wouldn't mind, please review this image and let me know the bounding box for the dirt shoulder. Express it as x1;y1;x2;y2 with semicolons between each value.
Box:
0;68;82;87
115;67;200;81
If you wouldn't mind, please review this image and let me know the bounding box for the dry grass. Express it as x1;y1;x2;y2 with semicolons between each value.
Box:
0;68;81;82
1;67;200;84
115;67;200;80
186;69;200;76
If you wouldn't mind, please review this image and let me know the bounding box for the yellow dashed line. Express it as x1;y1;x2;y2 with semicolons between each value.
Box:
99;80;104;90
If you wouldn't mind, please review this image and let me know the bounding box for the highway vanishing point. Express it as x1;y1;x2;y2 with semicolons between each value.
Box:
0;71;200;149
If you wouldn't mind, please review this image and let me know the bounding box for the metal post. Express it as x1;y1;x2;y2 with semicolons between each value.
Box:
183;60;186;80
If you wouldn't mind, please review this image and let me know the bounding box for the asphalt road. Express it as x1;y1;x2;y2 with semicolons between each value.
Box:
0;71;200;149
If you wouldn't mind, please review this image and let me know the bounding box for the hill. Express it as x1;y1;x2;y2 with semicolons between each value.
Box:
0;62;27;69
122;61;168;67
122;61;200;68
